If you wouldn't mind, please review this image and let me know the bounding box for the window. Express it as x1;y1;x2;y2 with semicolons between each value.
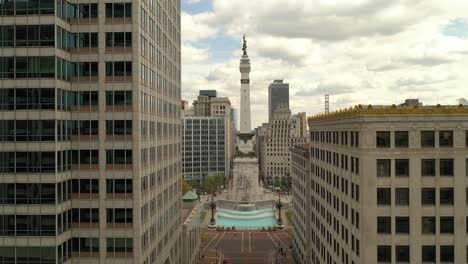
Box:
440;188;454;205
395;245;409;262
71;179;98;194
77;32;98;48
395;159;409;177
395;217;409;234
421;159;435;176
71;150;99;164
106;179;132;194
106;61;132;77
10;0;54;15
106;150;132;164
421;131;435;147
421;188;435;205
107;238;133;253
105;3;132;18
377;188;391;205
395;188;409;205
77;62;98;77
106;32;132;47
70;120;98;135
377;245;391;262
440;245;454;262
15;25;54;47
72;237;99;253
440;217;454;234
106;208;132;224
14;56;55;78
439;131;453;147
0;152;56;173
0;215;55;236
421;217;436;234
76;3;98;18
0;183;55;204
422;246;436;262
72;208;99;223
106;120;132;135
377;217;391;234
466;131;468;147
106;91;132;106
376;131;390;148
395;131;409;147
377;159;391;177
440;159;453;176
0;246;55;264
0;120;55;141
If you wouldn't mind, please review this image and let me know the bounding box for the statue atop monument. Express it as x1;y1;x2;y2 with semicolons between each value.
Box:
242;34;247;56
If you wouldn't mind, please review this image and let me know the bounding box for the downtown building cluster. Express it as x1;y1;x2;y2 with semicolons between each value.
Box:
0;0;183;263
256;80;309;188
291;99;468;263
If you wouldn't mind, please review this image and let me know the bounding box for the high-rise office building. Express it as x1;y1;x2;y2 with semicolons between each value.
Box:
268;80;289;122
182;93;235;184
0;1;182;263
291;100;468;263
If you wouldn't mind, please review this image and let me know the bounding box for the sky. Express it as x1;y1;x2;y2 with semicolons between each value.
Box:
181;0;468;128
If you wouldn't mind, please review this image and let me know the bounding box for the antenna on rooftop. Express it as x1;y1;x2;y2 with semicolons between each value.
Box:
325;94;330;114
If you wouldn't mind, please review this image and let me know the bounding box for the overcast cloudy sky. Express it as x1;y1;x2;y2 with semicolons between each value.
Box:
182;0;468;127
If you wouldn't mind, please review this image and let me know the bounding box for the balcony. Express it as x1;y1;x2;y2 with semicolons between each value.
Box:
71;76;99;83
71;193;99;199
105;47;132;53
70;105;99;112
68;18;99;24
71;164;99;171
106;193;132;200
107;223;133;229
106;135;132;141
69;47;99;53
106;164;132;170
106;105;132;112
71;222;99;228
71;135;99;141
105;17;132;24
105;76;132;83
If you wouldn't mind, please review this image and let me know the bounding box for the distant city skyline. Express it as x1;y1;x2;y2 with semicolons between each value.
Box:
181;0;468;128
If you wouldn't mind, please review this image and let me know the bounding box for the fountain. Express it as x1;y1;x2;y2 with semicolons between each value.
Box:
214;35;278;229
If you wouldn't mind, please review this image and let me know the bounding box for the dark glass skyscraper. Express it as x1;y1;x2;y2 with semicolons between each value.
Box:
268;80;289;122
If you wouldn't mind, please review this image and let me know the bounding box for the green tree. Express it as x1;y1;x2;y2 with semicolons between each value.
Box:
204;175;225;192
182;179;193;194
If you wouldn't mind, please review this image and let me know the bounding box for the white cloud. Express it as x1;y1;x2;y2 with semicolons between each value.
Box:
181;0;468;127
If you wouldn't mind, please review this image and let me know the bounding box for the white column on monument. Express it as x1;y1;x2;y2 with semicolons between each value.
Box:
240;57;251;134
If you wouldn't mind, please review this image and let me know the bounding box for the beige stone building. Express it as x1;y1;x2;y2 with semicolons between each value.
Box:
0;0;182;263
291;100;468;263
260;105;308;187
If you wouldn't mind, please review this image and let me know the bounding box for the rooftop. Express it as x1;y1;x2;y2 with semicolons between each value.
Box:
309;101;468;123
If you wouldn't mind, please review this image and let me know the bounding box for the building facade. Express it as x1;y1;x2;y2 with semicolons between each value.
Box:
0;0;182;263
268;80;289;122
183;93;235;184
290;144;311;264
261;105;308;187
292;100;468;263
182;117;231;183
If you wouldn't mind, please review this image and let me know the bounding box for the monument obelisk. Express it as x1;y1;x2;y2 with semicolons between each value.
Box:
237;35;255;153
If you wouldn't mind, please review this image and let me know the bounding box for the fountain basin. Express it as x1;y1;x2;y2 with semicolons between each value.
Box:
217;208;276;229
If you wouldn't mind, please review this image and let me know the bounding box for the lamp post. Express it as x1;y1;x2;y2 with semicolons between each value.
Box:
209;195;217;228
276;195;283;228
